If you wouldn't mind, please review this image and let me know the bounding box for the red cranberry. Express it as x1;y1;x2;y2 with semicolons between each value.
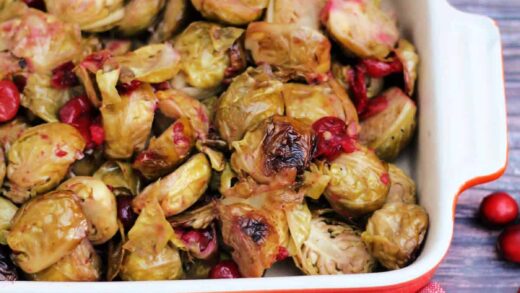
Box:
360;95;389;120
361;58;403;78
116;195;137;231
89;124;105;146
116;80;142;95
0;80;20;122
497;224;520;264
209;260;242;279
59;96;93;124
176;225;218;260
51;61;79;89
312;117;357;161
348;64;368;114
480;192;519;226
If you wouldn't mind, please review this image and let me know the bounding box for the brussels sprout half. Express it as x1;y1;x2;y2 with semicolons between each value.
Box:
190;0;268;25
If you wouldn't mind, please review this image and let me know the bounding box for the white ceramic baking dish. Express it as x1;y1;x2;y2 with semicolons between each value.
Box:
2;0;507;292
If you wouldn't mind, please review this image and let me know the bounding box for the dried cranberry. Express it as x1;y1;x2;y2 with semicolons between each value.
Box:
117;195;137;231
59;96;93;124
12;75;27;92
497;224;520;264
22;0;45;10
80;51;112;73
116;80;142;95
360;95;389;120
0;80;20;122
361;58;403;78
480;192;519;227
348;65;368;114
89;124;105;146
275;246;289;262
209;260;242;279
312;117;357;161
51;61;79;89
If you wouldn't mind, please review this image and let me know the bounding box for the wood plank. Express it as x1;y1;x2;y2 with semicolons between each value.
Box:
434;1;520;292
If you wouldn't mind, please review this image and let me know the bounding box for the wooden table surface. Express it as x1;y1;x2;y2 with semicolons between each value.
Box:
433;1;520;292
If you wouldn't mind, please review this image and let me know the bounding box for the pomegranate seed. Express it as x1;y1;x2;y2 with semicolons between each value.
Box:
480;192;519;227
209;260;242;279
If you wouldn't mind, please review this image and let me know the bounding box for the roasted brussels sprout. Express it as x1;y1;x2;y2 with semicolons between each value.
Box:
5;123;86;203
0;196;17;245
120;200;183;281
324;145;389;217
101;83;156;159
282;82;358;125
156;89;210;139
396;39;419;96
321;0;399;59
174;22;244;89
0;118;28;152
44;0;125;32
133;153;211;217
133;117;195;180
21;73;73;122
0;7;83;72
118;0;165;36
217;195;288;277
115;43;181;83
215;66;284;144
265;0;327;30
293;216;374;275
359;87;417;161
58;177;118;245
7;190;88;273
245;22;331;82
190;0;268;25
28;238;101;281
362;203;428;270
150;0;188;43
230;116;315;186
94;161;141;195
386;164;416;204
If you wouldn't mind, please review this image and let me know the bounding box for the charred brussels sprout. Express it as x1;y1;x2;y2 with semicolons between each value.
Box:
396;39;420;96
293;216;374;275
150;0;188;43
362;203;428;270
386;164;416;204
324;146;389;217
58;177;118;245
120;200;183;281
321;0;399;59
133;117;195;180
28;238;101;281
359;87;417;161
215;66;284;144
174;22;244;89
265;0;327;30
101;83;156;159
7;190;88;274
93;161;141;196
245;22;331;82
217;195;288;277
6;123;86;203
230;116;315;186
133;153;211;217
44;0;125;32
190;0;268;25
0;196;17;245
118;0;165;36
0;7;82;72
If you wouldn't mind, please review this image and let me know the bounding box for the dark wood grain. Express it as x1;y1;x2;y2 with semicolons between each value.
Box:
434;1;520;292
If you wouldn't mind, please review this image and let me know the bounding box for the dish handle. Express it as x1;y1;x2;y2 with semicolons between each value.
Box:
440;9;508;192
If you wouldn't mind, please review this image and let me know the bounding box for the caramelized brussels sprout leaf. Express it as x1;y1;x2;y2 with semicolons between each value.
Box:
169;201;218;230
362;203;428;270
216;66;284;144
324;145;389;217
7;190;88;273
359;87;417;161
245;22;331;82
58;177;118;245
293;216;374;275
133;153;211;217
322;0;399;59
395;39;419;96
93;161;141;195
6;123;86;203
